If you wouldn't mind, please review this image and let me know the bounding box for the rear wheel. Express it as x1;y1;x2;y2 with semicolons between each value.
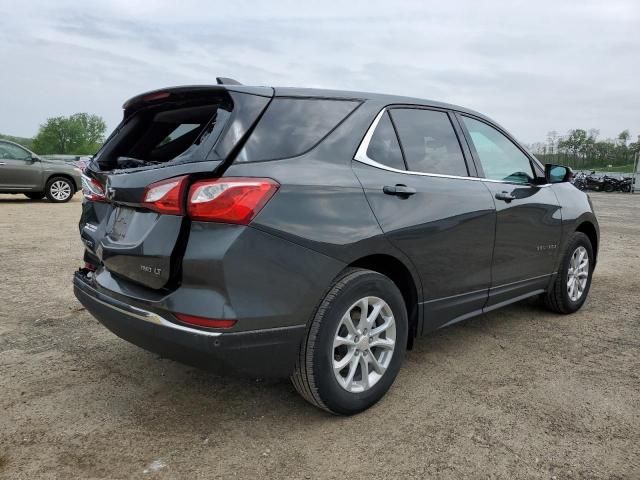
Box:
24;192;45;200
603;183;614;192
45;177;74;203
291;268;408;415
544;232;594;314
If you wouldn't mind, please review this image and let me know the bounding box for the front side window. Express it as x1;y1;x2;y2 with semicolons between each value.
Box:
461;116;534;184
365;112;405;170
0;142;31;160
237;98;359;162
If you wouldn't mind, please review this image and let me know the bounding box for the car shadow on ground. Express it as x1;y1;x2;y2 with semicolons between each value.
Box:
71;298;548;429
0;194;80;203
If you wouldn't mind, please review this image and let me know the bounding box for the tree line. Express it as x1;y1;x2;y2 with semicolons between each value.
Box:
528;129;640;172
0;113;107;156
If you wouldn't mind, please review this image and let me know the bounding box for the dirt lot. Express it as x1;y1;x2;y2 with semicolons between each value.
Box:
0;192;638;479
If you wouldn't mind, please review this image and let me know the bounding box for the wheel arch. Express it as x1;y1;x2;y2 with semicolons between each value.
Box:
348;254;420;349
575;220;598;263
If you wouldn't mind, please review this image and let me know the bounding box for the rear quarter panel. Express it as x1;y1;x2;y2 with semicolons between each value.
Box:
222;99;423;298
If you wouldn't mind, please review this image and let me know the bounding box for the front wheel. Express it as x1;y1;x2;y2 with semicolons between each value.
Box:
291;268;408;415
45;177;74;202
544;232;594;314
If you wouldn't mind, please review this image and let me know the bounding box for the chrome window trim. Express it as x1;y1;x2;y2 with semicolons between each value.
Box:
354;107;551;187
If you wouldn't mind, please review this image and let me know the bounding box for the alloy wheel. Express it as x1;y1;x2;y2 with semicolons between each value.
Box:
567;246;589;302
332;296;396;393
50;180;72;201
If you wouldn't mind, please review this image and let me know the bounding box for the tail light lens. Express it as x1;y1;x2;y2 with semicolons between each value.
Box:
188;178;279;224
174;313;236;329
81;174;107;202
143;176;187;215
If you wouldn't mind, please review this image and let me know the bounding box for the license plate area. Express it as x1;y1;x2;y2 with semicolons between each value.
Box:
108;207;135;242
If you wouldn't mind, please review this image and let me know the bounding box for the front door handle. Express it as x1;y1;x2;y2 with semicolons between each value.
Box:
0;162;6;165
495;191;516;202
383;184;416;197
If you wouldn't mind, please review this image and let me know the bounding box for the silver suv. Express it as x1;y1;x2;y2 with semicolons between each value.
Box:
0;140;82;202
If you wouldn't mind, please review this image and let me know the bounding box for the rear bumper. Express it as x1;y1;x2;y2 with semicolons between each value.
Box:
73;272;306;377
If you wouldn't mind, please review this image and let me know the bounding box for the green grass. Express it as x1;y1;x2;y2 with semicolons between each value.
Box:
576;164;636;173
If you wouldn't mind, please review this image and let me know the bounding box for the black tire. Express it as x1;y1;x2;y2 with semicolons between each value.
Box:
621;184;631;193
291;268;408;415
24;192;45;200
603;183;614;193
544;232;594;314
45;176;74;203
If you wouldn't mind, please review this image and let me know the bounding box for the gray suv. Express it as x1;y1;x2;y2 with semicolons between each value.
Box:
0;140;82;202
73;82;599;414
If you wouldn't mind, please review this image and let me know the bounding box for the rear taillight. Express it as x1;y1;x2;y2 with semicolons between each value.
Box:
174;313;236;329
81;174;107;202
143;176;187;215
187;178;279;224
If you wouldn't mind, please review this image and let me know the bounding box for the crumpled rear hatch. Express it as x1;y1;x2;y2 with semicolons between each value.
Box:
79;85;273;290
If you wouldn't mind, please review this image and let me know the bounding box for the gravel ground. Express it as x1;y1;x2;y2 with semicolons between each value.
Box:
0;192;638;479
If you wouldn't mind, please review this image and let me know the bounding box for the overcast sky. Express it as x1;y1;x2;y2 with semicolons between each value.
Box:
1;0;638;143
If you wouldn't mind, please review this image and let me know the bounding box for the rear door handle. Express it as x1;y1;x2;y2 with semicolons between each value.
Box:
495;191;516;202
383;185;416;197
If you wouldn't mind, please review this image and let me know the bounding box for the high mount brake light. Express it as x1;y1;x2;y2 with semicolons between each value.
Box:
143;176;187;215
81;174;107;202
142;91;170;102
187;178;279;224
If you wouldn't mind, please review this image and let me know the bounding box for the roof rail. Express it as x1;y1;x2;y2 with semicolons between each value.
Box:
216;77;242;86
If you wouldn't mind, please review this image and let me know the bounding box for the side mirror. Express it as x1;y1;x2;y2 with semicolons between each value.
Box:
545;164;573;184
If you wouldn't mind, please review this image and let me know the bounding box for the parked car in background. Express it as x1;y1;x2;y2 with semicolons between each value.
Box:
0;140;82;202
74;83;600;414
74;156;93;173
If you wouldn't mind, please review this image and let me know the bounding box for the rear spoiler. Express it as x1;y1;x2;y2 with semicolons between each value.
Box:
122;85;231;111
216;77;242;85
122;82;269;115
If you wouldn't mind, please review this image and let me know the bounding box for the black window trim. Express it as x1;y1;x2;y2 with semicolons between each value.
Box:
385;110;409;170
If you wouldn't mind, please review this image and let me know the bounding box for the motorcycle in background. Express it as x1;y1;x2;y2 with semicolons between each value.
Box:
572;171;634;192
585;171;605;191
572;171;588;190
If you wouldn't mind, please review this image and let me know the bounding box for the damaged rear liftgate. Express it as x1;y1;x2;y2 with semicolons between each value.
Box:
79;82;274;291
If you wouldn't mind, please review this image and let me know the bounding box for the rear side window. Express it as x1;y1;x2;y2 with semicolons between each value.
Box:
389;108;468;176
237;98;359;162
366;112;405;171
